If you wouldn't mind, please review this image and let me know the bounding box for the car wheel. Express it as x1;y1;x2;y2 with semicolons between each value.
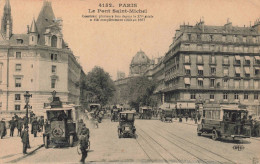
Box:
44;136;48;148
212;129;218;141
69;135;73;147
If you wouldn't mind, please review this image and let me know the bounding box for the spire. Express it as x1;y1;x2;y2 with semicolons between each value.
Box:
30;18;38;33
1;0;12;39
4;0;11;11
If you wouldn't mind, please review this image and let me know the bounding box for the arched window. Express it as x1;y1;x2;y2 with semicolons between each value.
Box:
51;35;57;47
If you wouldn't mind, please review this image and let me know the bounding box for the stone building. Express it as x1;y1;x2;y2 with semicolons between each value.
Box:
0;0;86;116
160;19;260;115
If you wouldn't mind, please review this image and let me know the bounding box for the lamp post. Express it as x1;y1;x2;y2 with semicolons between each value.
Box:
24;91;32;128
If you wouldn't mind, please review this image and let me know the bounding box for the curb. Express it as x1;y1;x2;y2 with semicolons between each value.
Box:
7;144;44;163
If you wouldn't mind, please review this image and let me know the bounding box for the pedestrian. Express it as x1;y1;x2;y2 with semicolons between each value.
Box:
185;113;188;122
9;117;16;137
17;118;23;137
79;124;89;164
39;117;44;132
21;125;29;154
77;119;84;135
31;118;38;137
194;113;198;124
197;113;201;122
0;118;7;139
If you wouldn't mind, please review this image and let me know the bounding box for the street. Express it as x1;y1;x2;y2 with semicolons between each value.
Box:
13;118;260;164
5;119;260;163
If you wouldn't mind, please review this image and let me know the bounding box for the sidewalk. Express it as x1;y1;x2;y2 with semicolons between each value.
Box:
0;127;44;163
172;118;200;126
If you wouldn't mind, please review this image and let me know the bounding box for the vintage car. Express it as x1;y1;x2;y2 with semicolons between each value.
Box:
43;96;80;148
139;106;152;119
160;109;173;122
197;104;251;141
118;111;136;138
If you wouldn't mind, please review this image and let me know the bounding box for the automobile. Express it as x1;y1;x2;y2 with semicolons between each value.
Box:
139;106;152;119
197;103;251;141
118;110;136;138
43;96;80;148
111;108;120;122
160;109;173;122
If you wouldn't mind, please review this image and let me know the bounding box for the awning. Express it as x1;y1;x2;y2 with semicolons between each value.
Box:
198;78;203;81
255;67;260;70
177;102;196;109
244;56;250;61
235;55;241;60
244;67;250;74
184;78;190;84
159;103;176;110
255;56;260;60
184;65;191;70
197;66;203;70
235;67;241;74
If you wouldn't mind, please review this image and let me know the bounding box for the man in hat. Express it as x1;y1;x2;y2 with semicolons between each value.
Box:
79;123;90;164
0;118;6;139
21;125;29;154
17;118;24;137
9;117;16;137
31;117;39;137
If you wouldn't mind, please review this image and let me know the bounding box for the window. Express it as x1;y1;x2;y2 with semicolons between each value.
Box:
223;56;229;64
16;39;23;44
190;93;196;99
185;65;191;75
51;54;58;61
211;67;216;74
15;105;20;111
254;80;259;89
255;67;260;75
223;79;228;88
235;67;241;77
16;52;21;59
245;56;250;65
15;64;21;71
244;67;250;77
223;68;229;76
210;94;214;100
244;93;248;100
184;78;190;88
15;78;21;87
51;35;57;47
52;65;56;73
184;55;190;63
197;34;201;40
51;79;56;88
243;36;247;43
234;93;239;100
233;35;237;42
198;78;203;86
187;34;191;41
197;55;203;63
210;79;215;87
234;80;240;89
210;56;216;64
254;93;259;100
223;93;228;100
15;94;21;101
234;55;241;65
244;80;249;89
198;66;203;75
210;35;213;41
255;56;260;64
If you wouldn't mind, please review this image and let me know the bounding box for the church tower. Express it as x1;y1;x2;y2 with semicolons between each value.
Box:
1;0;12;40
29;18;38;45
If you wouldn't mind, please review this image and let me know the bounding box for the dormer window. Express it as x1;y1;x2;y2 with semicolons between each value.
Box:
17;39;23;44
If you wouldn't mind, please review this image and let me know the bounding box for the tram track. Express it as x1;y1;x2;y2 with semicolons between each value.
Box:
136;126;183;163
149;121;236;164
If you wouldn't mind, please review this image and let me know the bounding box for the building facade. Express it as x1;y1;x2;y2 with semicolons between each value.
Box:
160;19;260;114
0;0;86;115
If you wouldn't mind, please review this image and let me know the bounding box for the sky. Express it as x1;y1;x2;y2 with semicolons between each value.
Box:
1;0;260;80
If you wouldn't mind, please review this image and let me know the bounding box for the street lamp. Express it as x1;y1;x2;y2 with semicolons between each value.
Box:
24;91;32;128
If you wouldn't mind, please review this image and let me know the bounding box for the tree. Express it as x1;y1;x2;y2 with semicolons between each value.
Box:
127;76;157;110
85;66;116;106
